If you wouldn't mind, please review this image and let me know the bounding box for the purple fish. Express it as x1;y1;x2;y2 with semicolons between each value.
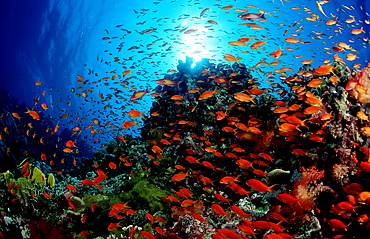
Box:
238;13;265;21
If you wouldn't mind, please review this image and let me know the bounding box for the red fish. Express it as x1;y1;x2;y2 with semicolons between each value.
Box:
216;229;241;239
212;204;230;218
79;231;88;236
68;198;76;210
171;173;189;181
108;162;117;169
246;179;274;193
179;188;193;197
276;193;299;203
220;176;240;184
66;184;77;191
328;219;350;231
230;206;251;218
215;193;232;202
145;213;155;224
107;223;121;231
43;191;52;199
66;140;76;148
191;212;207;222
80;179;95;186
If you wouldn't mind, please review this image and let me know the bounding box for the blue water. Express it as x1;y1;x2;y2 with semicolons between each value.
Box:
1;0;369;151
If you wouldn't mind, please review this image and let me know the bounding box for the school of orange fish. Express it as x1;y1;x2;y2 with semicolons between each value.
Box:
5;0;370;238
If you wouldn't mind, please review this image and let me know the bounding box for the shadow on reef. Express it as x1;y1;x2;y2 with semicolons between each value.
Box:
2;58;370;238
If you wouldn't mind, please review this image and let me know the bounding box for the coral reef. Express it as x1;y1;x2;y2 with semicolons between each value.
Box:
1;54;370;239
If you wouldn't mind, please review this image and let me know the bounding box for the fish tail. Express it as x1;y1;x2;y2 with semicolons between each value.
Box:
175;80;183;89
268;185;276;194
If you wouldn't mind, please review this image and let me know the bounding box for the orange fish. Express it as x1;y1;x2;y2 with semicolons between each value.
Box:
276;193;299;203
170;95;184;100
285;37;300;43
12;112;21;119
140;231;156;239
66;184;77;191
246;179;274;193
63;148;73;153
230;205;251;218
127;110;143;117
216;229;241;239
79;231;89;236
66;140;76;148
26;109;40;120
198;88;220;100
269;49;283;59
108;162;117;169
181;199;195;207
41;154;47;160
250;40;267;49
107;223;121;231
156;78;177;86
303;106;322;115
207;20;218;24
328;219;350;231
122;70;132;75
130;88;149;101
41;103;48;110
215;193;232;202
145;213;155;224
21;161;29;173
220;176;240;184
202;161;216;170
236;159;252;169
174;165;185;170
234;93;255;102
183;29;197;34
221;5;234;9
200;7;211;17
227;183;250;195
313;65;335;76
292;148;307;155
351;28;364;35
185;156;199;163
228;41;249;46
199;175;213;185
191;212;207;223
179;188;193;198
171;173;189;181
212;204;230;218
223;54;243;62
122;121;138;129
43;191;52;199
279;123;299;132
80;179;95;186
